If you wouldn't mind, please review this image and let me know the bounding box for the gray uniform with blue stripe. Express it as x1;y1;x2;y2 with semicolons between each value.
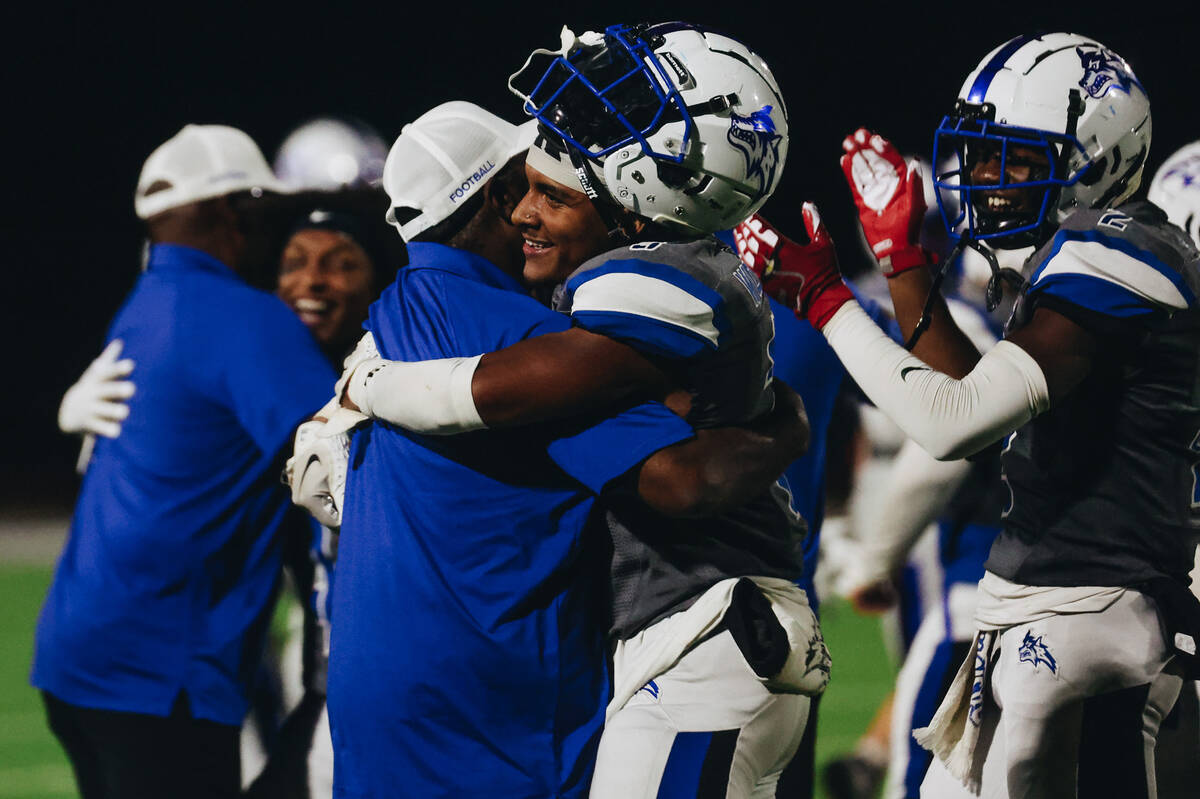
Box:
988;201;1200;588
556;237;806;639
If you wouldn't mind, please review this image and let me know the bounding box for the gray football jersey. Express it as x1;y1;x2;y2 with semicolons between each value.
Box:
987;201;1200;588
556;238;806;638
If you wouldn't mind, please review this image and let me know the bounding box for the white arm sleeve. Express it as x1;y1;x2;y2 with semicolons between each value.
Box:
822;303;1050;460
345;355;486;435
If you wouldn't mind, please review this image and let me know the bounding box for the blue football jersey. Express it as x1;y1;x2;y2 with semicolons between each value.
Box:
556;238;806;638
990;201;1200;587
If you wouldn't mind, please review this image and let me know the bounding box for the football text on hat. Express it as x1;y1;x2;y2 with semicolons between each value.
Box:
381;101;537;242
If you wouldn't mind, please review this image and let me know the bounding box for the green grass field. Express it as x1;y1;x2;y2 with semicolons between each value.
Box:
0;565;895;798
0;566;76;799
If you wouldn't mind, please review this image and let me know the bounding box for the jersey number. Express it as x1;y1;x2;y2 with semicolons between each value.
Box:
1099;211;1132;231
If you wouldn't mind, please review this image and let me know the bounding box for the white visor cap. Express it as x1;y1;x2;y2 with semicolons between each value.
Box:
383;101;537;242
135;124;289;220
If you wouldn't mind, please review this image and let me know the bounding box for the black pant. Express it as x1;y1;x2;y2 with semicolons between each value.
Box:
42;690;240;799
244;690;327;799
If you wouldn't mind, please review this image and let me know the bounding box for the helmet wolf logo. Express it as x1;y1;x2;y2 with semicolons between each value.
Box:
1077;46;1138;99
728;106;783;194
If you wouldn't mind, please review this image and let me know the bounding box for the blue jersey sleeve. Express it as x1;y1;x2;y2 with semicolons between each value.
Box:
221;295;337;457
1027;227;1196;320
546;402;694;495
565;258;729;359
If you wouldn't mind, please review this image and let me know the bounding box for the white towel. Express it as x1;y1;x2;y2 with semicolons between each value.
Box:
607;577;829;720
913;630;997;792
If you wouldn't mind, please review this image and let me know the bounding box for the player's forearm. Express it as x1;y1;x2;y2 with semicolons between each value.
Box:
886;269;983;379
471;328;673;427
823;303;1049;460
343;327;675;435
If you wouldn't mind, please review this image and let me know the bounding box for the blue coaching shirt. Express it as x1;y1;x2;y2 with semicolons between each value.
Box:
328;243;694;799
33;244;335;726
768;296;845;606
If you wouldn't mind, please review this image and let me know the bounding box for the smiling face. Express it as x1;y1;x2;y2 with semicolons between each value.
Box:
513;163;613;287
967;142;1053;231
276;228;375;354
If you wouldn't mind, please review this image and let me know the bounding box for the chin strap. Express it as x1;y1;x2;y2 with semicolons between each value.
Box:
562;140;632;244
903;238;1027;351
902;249;953;351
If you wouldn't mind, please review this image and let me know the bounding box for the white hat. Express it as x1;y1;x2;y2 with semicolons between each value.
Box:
135;124;289;220
382;101;537;242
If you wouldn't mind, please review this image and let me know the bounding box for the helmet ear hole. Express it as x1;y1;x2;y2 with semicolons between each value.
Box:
655;161;696;189
1079;157;1107;185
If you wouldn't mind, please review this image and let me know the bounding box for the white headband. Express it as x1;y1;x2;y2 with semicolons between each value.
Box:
525;140;587;194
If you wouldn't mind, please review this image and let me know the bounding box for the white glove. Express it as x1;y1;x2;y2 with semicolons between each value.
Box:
59;340;136;438
334;332;380;403
286;419;352;529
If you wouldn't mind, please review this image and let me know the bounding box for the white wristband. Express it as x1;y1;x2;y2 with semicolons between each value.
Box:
346;354;486;435
823;303;1050;460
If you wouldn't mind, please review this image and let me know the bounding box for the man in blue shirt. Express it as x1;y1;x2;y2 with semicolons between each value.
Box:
33;124;336;799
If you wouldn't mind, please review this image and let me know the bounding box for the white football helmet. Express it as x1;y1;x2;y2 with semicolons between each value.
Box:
273;117;389;191
933;33;1151;248
509;22;788;235
1148;141;1200;247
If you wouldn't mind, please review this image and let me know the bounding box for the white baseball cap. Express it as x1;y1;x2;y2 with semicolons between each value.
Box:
382;101;537;242
135;124;289;220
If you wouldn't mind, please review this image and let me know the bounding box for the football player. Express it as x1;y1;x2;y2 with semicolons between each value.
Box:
331;24;830;797
1149;141;1200;247
740;32;1199;798
1146;139;1200;798
739;167;1010;799
272;116;388;192
737;184;1000;799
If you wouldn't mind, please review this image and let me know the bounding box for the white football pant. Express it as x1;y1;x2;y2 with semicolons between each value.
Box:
590;628;810;798
921;589;1183;798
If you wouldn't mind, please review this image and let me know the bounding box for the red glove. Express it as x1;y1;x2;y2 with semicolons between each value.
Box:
840;128;931;276
733;203;853;330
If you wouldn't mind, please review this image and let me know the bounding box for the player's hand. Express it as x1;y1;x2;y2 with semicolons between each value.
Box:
733;204;854;329
286;419;351;529
847;578;899;615
840;128;931;276
58;339;136;438
768;378;810;456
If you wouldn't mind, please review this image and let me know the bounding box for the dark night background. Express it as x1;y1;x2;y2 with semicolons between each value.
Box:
4;2;1193;507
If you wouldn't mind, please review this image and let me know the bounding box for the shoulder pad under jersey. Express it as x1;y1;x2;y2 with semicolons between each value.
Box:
1025;203;1199;318
558;238;764;358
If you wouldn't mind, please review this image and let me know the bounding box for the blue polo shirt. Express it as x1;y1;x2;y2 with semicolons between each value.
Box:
327;243;694;799
33;244;335;726
768;297;844;607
